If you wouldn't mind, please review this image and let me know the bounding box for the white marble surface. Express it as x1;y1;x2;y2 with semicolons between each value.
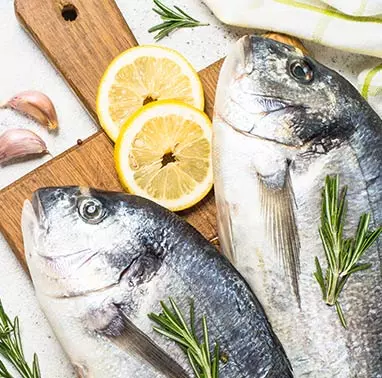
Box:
0;0;380;377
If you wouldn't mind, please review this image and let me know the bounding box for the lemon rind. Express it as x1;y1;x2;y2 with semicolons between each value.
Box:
115;100;213;211
97;45;205;142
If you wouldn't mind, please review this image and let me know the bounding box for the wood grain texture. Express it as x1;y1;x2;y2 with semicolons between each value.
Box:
15;0;138;120
0;56;222;271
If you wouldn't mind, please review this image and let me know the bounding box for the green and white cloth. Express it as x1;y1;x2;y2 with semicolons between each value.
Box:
204;0;382;100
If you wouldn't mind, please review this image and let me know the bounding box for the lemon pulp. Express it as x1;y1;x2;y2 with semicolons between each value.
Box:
115;101;212;211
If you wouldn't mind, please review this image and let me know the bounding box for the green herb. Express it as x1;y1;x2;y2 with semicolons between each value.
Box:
149;298;220;378
148;0;209;41
0;301;41;378
314;175;382;328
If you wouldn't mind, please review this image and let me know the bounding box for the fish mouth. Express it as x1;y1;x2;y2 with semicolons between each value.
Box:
31;192;41;222
239;94;296;117
221;114;295;146
218;95;304;147
21;191;50;261
22;199;39;259
238;35;254;74
30;190;49;230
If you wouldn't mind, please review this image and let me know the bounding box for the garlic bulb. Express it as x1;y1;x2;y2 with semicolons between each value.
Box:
0;129;49;164
1;91;58;130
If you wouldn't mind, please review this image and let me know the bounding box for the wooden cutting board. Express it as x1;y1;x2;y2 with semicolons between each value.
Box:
0;0;221;271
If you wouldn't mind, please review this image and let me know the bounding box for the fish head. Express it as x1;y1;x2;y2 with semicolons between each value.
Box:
215;35;354;148
22;187;166;298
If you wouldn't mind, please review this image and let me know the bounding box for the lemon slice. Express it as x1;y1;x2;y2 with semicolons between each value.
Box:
97;45;204;141
115;100;213;211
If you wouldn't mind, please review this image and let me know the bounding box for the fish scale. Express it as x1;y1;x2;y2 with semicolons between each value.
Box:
213;35;382;377
21;186;292;377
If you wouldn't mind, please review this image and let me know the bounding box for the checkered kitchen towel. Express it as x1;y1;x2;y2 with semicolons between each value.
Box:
204;0;382;99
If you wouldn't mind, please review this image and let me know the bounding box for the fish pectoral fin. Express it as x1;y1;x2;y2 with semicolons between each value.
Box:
105;307;190;378
257;163;301;305
265;365;294;378
215;191;236;264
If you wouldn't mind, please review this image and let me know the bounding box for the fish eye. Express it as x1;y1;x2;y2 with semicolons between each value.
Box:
289;59;314;83
78;198;106;224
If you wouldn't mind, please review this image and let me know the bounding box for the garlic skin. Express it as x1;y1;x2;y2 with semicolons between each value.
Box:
1;91;58;130
0;129;49;164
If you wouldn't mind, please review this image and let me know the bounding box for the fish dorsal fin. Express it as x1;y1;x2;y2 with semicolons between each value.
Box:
257;162;301;305
105;307;190;378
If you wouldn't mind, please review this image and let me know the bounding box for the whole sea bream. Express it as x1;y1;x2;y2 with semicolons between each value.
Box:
213;35;382;377
21;187;292;378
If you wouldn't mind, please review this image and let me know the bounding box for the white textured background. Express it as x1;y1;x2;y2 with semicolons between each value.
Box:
0;0;381;376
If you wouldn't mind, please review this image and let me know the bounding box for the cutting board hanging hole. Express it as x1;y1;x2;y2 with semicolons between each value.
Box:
6;0;218;265
61;4;78;21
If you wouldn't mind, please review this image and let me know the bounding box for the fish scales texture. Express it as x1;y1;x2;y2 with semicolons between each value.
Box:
213;35;382;377
21;187;292;378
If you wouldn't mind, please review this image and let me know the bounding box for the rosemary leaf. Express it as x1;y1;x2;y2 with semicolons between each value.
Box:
159;302;183;330
335;302;347;329
152;326;188;347
314;175;382;328
169;298;191;336
174;6;199;23
187;350;202;378
148;21;174;33
313;257;326;298
149;0;209;41
32;356;40;378
149;298;220;378
346;263;372;275
202;317;211;367
189;300;197;340
0;360;13;378
0;301;41;378
212;343;220;378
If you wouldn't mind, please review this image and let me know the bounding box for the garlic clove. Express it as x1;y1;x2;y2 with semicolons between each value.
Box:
262;32;310;56
0;129;49;164
1;91;58;130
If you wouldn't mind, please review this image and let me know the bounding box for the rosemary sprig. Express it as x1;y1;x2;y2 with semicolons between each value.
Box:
314;175;382;328
148;0;209;41
149;298;220;378
0;301;41;378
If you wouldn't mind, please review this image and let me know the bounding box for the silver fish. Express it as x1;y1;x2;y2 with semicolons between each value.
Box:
22;187;293;378
213;35;382;377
